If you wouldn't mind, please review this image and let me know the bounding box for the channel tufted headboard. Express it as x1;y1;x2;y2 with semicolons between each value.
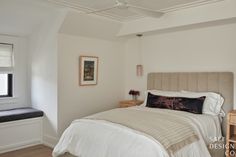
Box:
147;72;234;136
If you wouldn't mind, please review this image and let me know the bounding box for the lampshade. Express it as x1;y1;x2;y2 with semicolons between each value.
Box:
136;64;143;76
136;34;143;77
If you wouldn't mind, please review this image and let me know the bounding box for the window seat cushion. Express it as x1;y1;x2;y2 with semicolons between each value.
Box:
0;107;44;123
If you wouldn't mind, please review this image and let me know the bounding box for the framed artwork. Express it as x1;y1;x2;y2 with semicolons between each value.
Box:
79;56;98;86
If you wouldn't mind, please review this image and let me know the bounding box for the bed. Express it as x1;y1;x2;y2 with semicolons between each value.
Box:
53;72;234;157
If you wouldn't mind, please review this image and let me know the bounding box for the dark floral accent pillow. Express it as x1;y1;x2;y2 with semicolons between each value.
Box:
146;92;206;114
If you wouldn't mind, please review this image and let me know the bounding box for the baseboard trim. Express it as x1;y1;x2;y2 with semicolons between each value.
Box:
43;134;58;148
0;139;42;154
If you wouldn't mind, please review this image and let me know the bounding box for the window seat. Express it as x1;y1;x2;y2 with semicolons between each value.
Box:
0;107;43;123
0;107;43;153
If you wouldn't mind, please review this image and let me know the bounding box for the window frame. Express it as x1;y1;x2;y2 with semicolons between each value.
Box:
0;42;14;98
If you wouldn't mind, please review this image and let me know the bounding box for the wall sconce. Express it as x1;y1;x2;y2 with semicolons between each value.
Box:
136;34;143;77
136;64;143;76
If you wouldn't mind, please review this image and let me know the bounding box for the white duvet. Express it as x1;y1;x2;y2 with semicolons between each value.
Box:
53;106;222;157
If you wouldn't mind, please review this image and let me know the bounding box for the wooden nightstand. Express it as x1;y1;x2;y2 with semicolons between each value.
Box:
226;110;236;157
119;100;144;108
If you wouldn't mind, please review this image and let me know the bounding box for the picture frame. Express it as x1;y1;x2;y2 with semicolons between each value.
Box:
79;56;98;86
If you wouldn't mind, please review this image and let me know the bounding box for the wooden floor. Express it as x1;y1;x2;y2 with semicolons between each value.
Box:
0;145;52;157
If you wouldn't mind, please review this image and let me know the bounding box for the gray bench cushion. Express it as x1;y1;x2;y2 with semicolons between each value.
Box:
0;107;43;123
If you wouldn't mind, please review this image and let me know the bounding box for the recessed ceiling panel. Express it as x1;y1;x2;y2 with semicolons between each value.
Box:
48;0;223;21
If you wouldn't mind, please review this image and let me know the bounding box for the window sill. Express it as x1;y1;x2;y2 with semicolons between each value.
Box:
0;97;18;105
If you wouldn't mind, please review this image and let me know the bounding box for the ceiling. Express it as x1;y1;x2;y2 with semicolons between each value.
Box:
59;11;123;41
47;0;223;22
0;0;60;36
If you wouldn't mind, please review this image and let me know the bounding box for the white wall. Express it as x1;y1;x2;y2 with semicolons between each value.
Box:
29;9;66;146
58;34;125;134
124;22;236;105
0;35;29;110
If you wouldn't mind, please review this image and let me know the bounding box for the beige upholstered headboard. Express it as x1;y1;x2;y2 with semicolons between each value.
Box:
147;72;234;136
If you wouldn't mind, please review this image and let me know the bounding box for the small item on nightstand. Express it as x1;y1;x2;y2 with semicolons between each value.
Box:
226;110;236;157
129;90;140;100
119;100;144;108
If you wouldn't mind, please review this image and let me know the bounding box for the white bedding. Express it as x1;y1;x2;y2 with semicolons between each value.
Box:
53;106;222;157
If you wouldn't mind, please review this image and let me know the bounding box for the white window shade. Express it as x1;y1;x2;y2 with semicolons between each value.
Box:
0;43;13;70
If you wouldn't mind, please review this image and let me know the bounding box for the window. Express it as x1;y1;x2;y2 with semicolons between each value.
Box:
0;43;13;98
0;74;12;97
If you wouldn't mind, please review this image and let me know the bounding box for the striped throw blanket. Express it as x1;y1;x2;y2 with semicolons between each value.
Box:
86;108;199;155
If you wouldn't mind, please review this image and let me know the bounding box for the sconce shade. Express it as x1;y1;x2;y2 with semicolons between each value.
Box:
136;64;143;76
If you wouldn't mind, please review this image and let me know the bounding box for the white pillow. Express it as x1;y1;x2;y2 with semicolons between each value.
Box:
181;91;224;116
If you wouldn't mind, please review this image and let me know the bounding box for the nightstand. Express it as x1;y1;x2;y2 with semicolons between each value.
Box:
119;100;144;108
226;110;236;157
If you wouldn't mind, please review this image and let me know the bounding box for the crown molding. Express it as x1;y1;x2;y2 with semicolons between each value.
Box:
160;0;224;12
